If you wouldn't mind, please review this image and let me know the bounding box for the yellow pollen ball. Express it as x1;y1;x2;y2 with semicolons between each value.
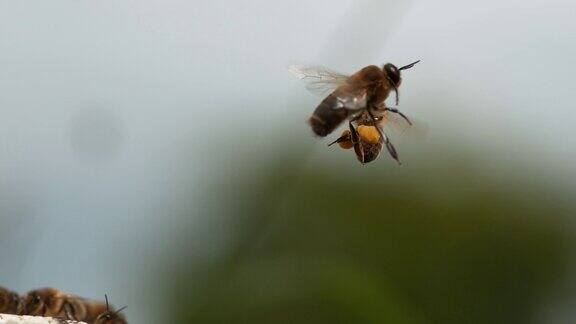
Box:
357;125;380;144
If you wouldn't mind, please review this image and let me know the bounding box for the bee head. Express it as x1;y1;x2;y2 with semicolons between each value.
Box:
95;308;127;324
95;294;127;324
383;60;420;105
384;63;402;88
22;291;44;315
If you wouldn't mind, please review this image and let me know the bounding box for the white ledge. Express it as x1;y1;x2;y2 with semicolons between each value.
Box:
0;314;86;324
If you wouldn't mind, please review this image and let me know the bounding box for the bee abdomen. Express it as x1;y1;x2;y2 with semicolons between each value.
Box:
309;93;349;137
360;141;383;163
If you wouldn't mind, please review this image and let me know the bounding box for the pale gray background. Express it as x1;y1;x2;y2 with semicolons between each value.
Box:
1;0;575;323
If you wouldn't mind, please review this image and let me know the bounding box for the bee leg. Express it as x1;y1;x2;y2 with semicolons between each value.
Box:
327;133;350;146
348;120;360;144
62;301;77;321
348;121;365;163
383;134;401;165
385;76;400;105
368;111;401;165
384;107;413;125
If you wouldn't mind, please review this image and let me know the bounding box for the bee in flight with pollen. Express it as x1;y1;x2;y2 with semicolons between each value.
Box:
290;60;420;164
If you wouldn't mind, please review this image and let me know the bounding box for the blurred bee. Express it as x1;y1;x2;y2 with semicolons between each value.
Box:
21;287;108;323
94;295;127;324
290;60;419;162
328;109;425;164
0;286;21;314
328;111;387;164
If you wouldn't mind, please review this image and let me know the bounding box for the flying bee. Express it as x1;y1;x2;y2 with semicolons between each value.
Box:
21;287;109;323
0;286;21;315
93;294;127;324
290;60;419;162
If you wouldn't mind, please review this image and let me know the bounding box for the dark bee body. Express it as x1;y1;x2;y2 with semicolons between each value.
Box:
307;62;418;137
308;94;350;136
293;60;419;164
21;288;108;323
309;65;392;137
0;286;21;314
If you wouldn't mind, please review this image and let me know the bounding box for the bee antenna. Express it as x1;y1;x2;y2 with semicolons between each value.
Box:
328;138;342;146
115;306;127;314
104;294;110;311
398;60;420;71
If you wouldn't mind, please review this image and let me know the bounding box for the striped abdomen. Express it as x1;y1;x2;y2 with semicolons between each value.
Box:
308;93;350;137
355;140;383;164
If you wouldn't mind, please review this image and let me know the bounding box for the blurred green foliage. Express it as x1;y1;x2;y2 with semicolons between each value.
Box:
164;141;572;324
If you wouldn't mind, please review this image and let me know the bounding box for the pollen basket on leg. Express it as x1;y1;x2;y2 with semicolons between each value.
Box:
357;125;381;144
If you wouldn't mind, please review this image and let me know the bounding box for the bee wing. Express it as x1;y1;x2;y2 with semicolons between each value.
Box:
288;64;349;96
42;295;93;302
332;85;368;111
379;111;429;139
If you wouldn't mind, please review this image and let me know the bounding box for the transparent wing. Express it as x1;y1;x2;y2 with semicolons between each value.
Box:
288;64;349;96
379;110;429;139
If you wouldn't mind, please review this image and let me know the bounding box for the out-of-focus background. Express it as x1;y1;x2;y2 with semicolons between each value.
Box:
1;0;576;323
